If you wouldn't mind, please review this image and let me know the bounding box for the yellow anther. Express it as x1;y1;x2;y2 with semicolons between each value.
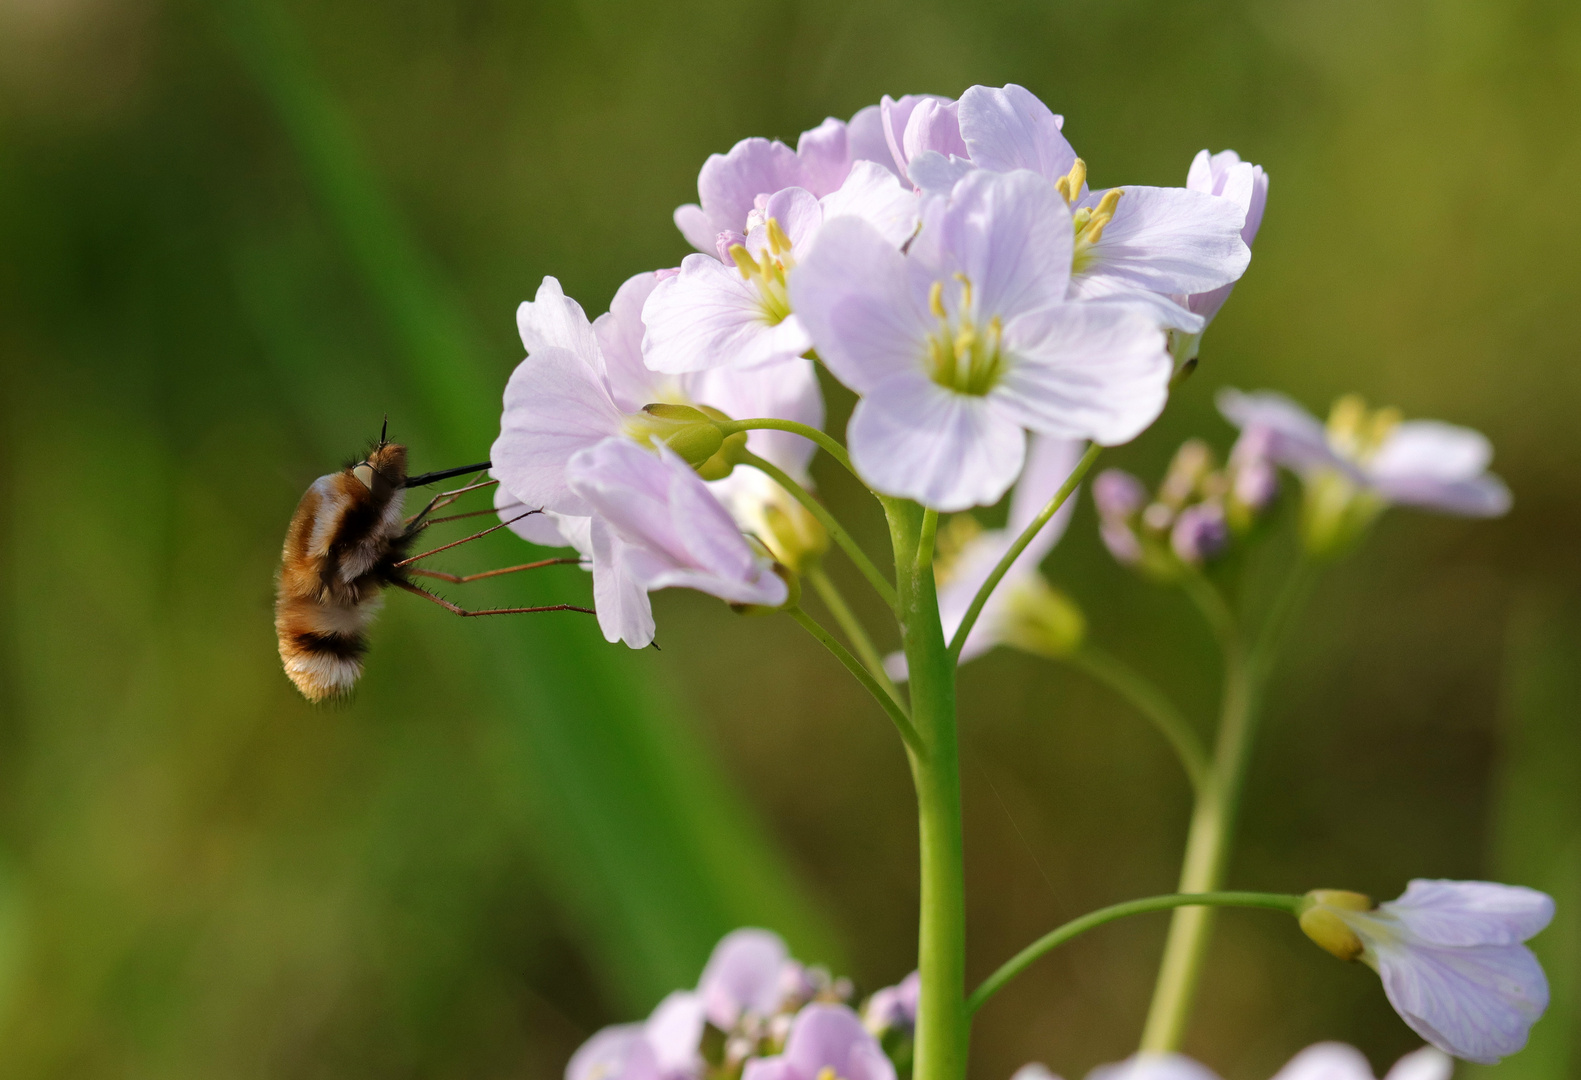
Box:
766;218;793;256
729;243;759;280
1084;188;1124;245
953;272;974;312
816;1068;839;1080
1055;157;1088;205
929;280;947;319
1369;406;1403;449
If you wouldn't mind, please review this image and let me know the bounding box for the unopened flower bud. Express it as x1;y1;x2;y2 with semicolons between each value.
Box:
1170;501;1229;564
1159;439;1215;507
628;403;727;469
1099;518;1144;567
1298;889;1374;962
1093;469;1147;520
1000;576;1086;660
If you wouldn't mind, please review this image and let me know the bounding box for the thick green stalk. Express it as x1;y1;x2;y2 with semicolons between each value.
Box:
968;891;1301;1015
887;498;969;1080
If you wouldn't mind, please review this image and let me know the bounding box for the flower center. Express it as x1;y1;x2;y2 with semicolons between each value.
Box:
729;217;795;326
925;274;1005;396
1055;157;1123;274
1325;394;1401;464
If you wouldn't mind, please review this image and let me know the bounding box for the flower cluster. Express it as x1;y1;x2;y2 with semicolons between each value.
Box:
568;929;917;1080
491;84;1265;645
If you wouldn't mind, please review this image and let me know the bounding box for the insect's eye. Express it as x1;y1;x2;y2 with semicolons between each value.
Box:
352;464;376;490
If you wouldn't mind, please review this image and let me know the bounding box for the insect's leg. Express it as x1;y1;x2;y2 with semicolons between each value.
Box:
393;579;594;618
407;556;585;584
395;509;543;568
404;476;499;528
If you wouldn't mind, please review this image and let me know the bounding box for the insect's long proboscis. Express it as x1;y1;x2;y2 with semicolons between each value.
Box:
404;460;493;488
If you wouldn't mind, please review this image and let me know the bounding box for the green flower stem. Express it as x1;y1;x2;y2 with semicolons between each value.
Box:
806;565;904;707
916;508;940;575
1139;560;1319;1052
719;418;863;483
949;443;1102;662
738;451;898;612
788;607;924;758
967;891;1302;1016
1068;646;1210;795
887;498;969;1080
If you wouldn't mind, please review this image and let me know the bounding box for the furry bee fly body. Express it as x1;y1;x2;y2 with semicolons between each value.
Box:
275;439;416;702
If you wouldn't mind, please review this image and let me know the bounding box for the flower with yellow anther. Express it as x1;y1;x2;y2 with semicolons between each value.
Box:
925;274;1004;395
729;217;797;327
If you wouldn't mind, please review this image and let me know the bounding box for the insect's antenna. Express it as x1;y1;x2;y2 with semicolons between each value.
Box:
404;460;493;488
380;415;389;445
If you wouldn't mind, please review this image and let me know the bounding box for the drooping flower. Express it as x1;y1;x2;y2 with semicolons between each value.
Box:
1217;388;1512;555
1179;150;1270;334
741;1004;896;1080
790;168;1171;511
1298;880;1554;1064
886;436;1086;678
643;165;919;375
907;84;1252;334
565;439;788;646
673;109;900;254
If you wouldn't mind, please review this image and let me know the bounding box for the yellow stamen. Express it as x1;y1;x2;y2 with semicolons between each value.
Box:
729;243;758;279
766;217;793;256
1084;189;1123;246
1054;157;1087;205
924;273;1004;396
952;271;973;312
929;280;946;319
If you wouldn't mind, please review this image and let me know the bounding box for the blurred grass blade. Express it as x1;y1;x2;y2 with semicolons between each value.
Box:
1464;596;1581;1079
215;0;839;1009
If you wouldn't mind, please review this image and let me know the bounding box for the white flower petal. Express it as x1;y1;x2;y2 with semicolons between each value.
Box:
1069;278;1206;334
1386;879;1555;947
596;271;674;412
1375;939;1549;1064
994;303;1170;446
906;151;977;197
1085;1053;1223;1080
818;160;920;249
675;203;719;255
492;484;576;547
1008;434;1085;538
1078;185;1250;297
696;137;810;238
847;374;1026;511
565;1024;660;1080
796;116;852;197
1367;424;1511;516
644;991;706;1077
1269;1042;1378;1080
848;104;901;179
751;188;824;257
787;216;929;395
1010;1065;1064;1080
590;511;657;648
1382;1047;1453;1080
1216;388;1342;474
643;253;812;374
492;345;626;515
957;83;1076;183
913;169;1074;321
518;276;603;370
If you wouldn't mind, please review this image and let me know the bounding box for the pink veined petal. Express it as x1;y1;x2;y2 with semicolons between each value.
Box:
847;373;1027;511
675;204;719;255
643;253;813;374
846;1040;900;1080
750;188;823;256
518;276;603;371
817;160;920;249
660;456;786;606
596;271;675;412
901;97;967;163
492;345;627;515
740;1060;795;1080
1374;939;1549;1064
1385;880;1555;947
566;1024;660;1080
695;137;810;239
700;928;790;1027
782;1005;893;1080
589;516;657;648
913;169;1074;322
880;93;952;175
686;356;824;477
1077;185;1251;296
1085;1053;1224;1080
847;104;901;178
957;83;1077;182
796;116;852;197
906;151;977;197
994;302;1171;446
786;216;928;395
1071;278;1207;334
1216;388;1344;475
644;991;705;1078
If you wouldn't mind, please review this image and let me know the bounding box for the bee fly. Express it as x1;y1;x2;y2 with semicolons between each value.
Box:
275;422;590;702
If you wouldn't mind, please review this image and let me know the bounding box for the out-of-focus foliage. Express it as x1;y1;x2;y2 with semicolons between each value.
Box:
0;0;1576;1077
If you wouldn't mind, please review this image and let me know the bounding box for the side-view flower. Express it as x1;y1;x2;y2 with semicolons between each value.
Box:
324;77;1550;1080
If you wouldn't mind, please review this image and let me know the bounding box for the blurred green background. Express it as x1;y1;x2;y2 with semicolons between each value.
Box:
1;0;1577;1076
